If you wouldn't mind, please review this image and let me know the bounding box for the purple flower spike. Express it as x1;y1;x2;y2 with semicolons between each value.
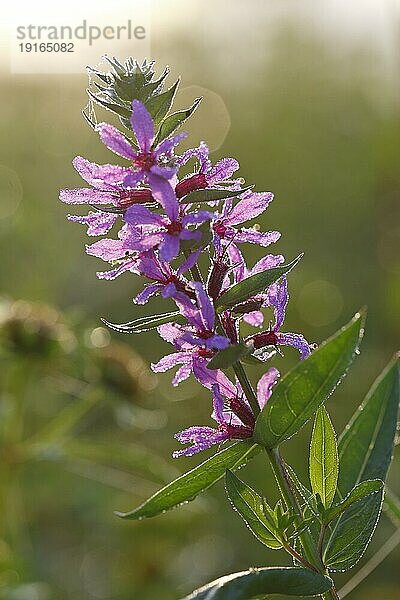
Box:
245;277;312;360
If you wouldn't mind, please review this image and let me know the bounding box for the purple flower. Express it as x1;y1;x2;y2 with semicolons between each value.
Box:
97;100;185;189
124;178;215;263
173;369;279;457
175;141;243;199
245;277;312;360
212;190;280;249
151;283;230;386
133;249;200;304
59;156;154;236
85;224;144;279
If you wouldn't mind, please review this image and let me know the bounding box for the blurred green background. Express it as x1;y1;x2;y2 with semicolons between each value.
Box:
0;1;399;598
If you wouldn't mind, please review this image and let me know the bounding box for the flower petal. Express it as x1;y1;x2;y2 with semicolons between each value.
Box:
130;100;155;153
276;332;312;360
149;165;178;180
134;283;163;304
178;142;211;172
172;362;193;386
59;188;115;205
67;212;118;236
72;156;130;189
243;311;264;327
97;123;137;160
257;368;280;410
192;358;237;397
147;174;179;221
157;323;185;345
177;249;202;276
204;334;230;350
208;158;240;184
227;191;274;226
86;238;130;260
211;384;225;424
158;234;180;262
250;254;285;275
172;428;228;458
123;171;145;188
232;228;281;247
156;132;187;156
124;204;165;227
182;210;215;226
151;351;191;372
267;277;288;330
96;258;138;280
192;282;215;331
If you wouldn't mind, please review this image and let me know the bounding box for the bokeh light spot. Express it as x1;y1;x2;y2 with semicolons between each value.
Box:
88;326;111;348
179;86;231;151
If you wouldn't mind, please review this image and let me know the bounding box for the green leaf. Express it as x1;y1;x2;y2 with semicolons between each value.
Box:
324;355;400;570
180;186;252;204
207;343;253;370
146;79;179;125
87;89;132;118
323;480;383;525
384;487;400;527
286;466;319;518
102;311;184;334
254;311;365;449
309;406;338;509
116;441;261;520
215;255;303;310
181;568;333;600
225;470;282;549
154;98;202;144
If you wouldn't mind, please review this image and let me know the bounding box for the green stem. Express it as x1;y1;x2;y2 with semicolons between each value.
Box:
232;361;260;418
266;447;324;571
283;542;318;573
322;587;340;600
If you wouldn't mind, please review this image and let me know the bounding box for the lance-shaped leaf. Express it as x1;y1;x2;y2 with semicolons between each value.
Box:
322;480;383;525
225;470;282;549
146;79;179;125
87;89;132;119
309;406;338;509
324;355;400;570
116;441;261;520
215;255;303;310
180;186;252;205
154;98;202;145
254;311;365;449
207;343;253;370
181;567;333;600
102;311;184;334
